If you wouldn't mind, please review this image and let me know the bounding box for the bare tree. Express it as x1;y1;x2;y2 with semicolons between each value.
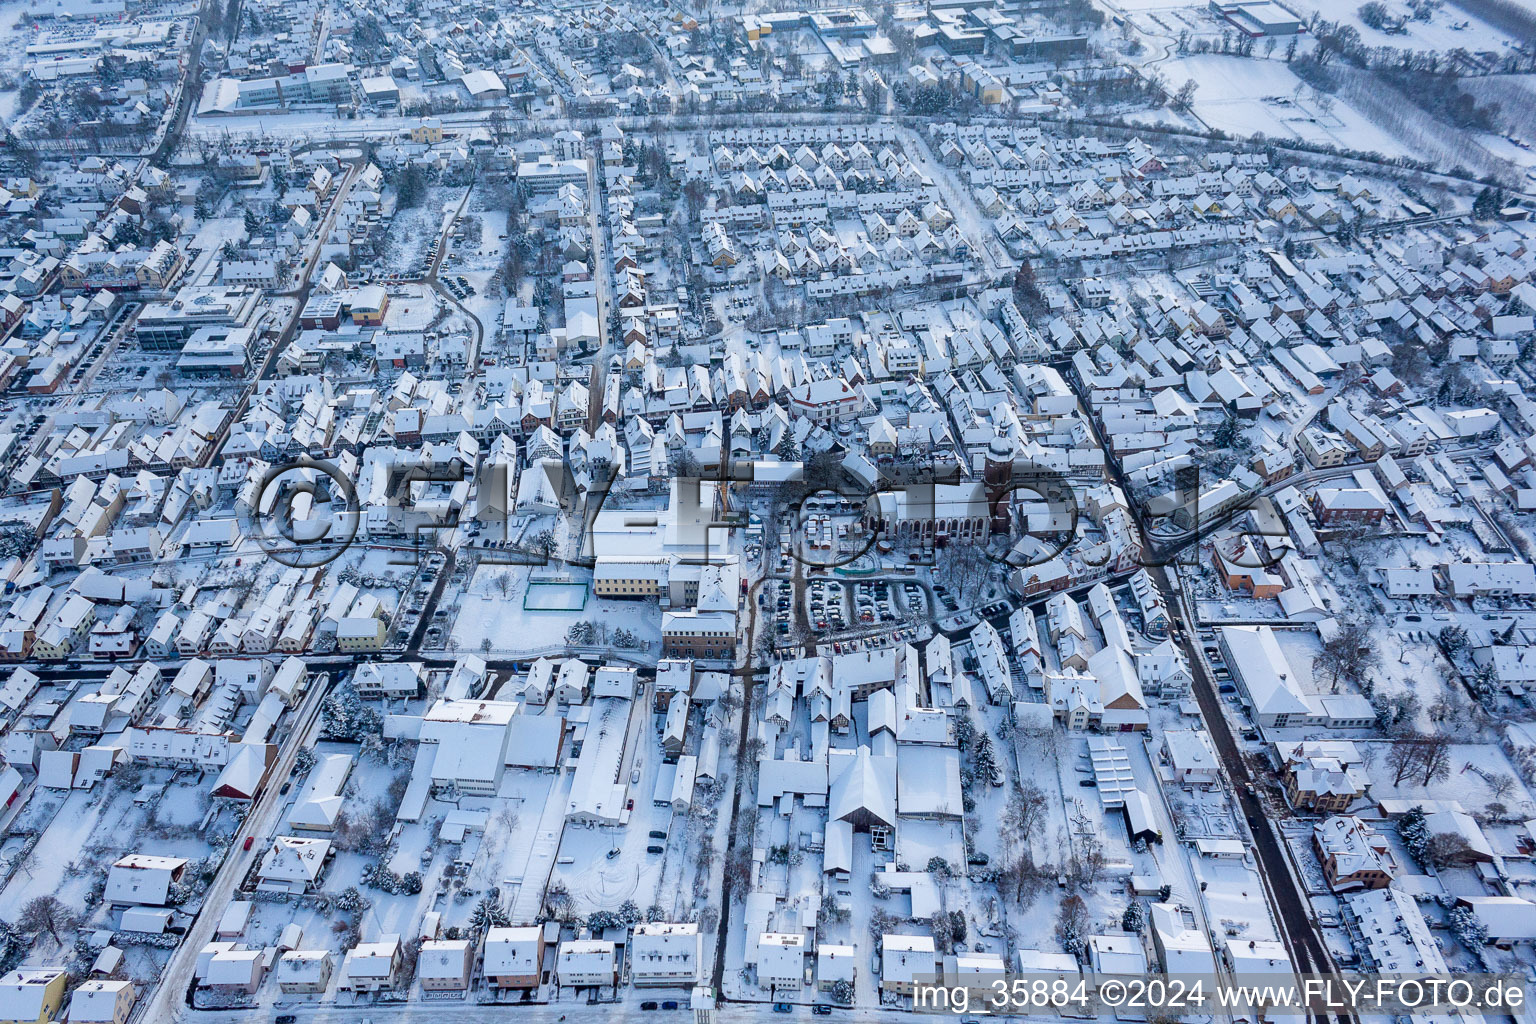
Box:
1418;735;1453;787
19;896;72;947
1055;893;1087;958
1386;741;1422;786
1002;780;1048;857
1426;832;1471;867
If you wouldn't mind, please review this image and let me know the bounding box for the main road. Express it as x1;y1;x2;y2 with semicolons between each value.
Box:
138;668;334;1024
1057;368;1345;1024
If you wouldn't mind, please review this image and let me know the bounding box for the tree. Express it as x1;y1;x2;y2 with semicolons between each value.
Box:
1172;79;1198;110
1358;2;1391;29
930;911;954;954
1419;736;1453;786
1122;899;1145;934
1386;740;1422;786
1470;661;1499;701
1056;894;1087;958
396;938;422;990
1316;620;1379;692
470;890;510;930
953;714;975;751
1400;805;1431;863
969;731;998;786
18;897;71;947
1474;186;1502;220
331;887;370;913
1012;260;1044;316
1451;904;1487;947
320;688;383;741
1439;625;1469;654
830;979;855;1005
1426;831;1471;867
1003;780;1048;855
1374;692;1420;735
396;164;429;209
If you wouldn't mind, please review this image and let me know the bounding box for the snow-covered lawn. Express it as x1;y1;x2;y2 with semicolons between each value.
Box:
1360;741;1535;817
449;563;660;656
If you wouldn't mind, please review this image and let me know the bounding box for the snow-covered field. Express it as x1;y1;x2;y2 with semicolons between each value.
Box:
1162;54;1416;156
1285;0;1519;52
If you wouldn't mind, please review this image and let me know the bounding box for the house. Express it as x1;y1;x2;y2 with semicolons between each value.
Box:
349;285;389;326
338;936;402;994
105;854;188;906
353;661;421;700
1283;745;1365;812
417;939;473;991
66;980;136;1024
947;952;1007;999
1314;815;1396;892
1149;903;1216;975
288;753;352;832
556;939;616;988
256;836;330;893
1347;887;1444;975
419;698;516;795
880;934;936;995
1443;562;1536;601
816;944;856;992
275;950;333;994
631;922;700;987
757;933;806;990
1162;730;1220;788
335;616;386;651
1311;488;1388;527
483;926;544;990
1089;934;1148;979
200;949;265;997
0;971;66;1024
660;609;737;661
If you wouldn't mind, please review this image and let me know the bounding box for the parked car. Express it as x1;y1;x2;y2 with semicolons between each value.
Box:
641;1002;659;1011
773;1004;794;1014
